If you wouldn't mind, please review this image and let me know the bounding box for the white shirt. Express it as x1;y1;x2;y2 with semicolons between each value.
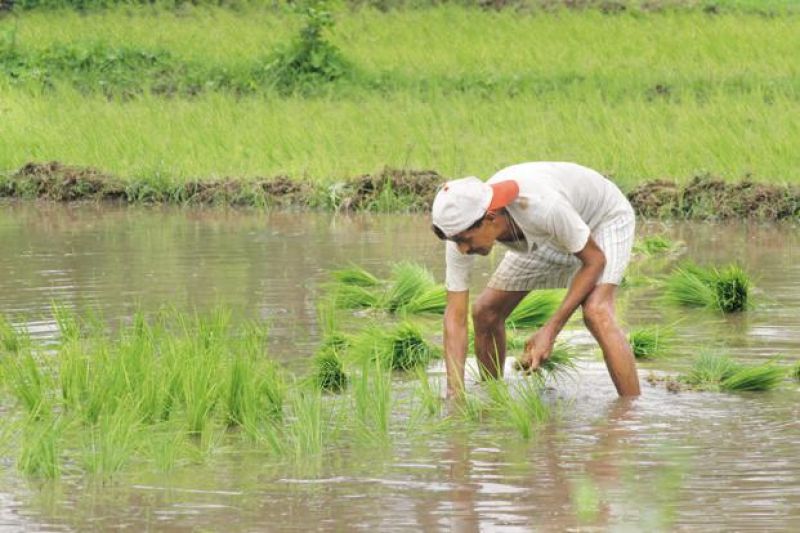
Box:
444;162;633;291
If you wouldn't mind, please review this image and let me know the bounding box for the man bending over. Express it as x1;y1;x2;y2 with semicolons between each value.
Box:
431;162;641;398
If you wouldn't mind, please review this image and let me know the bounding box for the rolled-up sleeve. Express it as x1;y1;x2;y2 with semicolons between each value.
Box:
545;200;591;254
445;240;475;291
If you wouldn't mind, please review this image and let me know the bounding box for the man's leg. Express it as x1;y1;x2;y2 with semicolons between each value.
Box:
581;283;641;396
471;287;529;379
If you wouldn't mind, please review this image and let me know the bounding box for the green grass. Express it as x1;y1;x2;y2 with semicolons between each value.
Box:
665;263;751;313
1;7;799;187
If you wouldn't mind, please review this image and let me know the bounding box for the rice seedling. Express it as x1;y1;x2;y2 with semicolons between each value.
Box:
285;389;327;459
312;335;349;393
352;359;392;442
403;285;447;315
629;326;670;360
713;265;751;313
18;415;64;479
510;342;576;381
356;322;435;371
537;344;577;379
331;264;380;287
80;408;142;477
633;235;676;255
665;263;751;313
680;354;783;392
506;290;564;329
328;283;381;310
682;353;740;390
384;262;436;314
2;351;51;417
410;367;442;419
793;362;800;382
719;365;785;392
484;376;548;439
52;303;81;344
143;424;190;472
0;315;28;353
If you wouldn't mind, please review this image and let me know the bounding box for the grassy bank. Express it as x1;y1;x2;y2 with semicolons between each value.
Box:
2;5;799;193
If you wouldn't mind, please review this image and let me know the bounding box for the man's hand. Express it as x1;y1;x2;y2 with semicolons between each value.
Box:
518;326;557;372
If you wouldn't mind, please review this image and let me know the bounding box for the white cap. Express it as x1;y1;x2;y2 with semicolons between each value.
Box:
431;176;492;237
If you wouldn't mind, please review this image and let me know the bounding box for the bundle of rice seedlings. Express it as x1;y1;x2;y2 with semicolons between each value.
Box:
633;235;677;255
327;283;380;310
403;285;447;315
713;265;751;313
665;263;751;313
720;365;785;392
506;290;563;329
384;262;436;313
682;353;740;390
681;354;783;392
629;326;669;360
355;322;434;371
312;333;349;393
537;344;576;377
331;264;380;287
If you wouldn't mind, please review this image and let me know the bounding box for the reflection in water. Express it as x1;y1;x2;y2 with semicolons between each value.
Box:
0;203;799;530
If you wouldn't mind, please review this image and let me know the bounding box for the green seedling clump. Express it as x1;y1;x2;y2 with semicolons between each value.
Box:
331;264;380;287
507;290;563;329
328;283;381;310
793;362;800;382
633;235;676;255
385;262;436;314
665;263;751;313
681;354;783;392
403;285;447;315
629;326;669;360
313;333;349;393
355;322;435;371
0;316;29;353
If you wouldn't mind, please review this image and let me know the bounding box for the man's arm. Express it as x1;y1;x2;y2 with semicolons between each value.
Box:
443;290;469;398
522;237;606;368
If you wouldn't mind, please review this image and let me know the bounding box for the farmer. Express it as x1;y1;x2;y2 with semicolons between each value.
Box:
431;162;641;398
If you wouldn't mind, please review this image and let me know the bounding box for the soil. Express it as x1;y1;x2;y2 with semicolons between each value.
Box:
2;162;798;220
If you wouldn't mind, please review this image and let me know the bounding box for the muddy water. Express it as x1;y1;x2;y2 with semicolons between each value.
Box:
1;202;798;531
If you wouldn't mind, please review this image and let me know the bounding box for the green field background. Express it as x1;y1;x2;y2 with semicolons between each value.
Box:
2;3;799;189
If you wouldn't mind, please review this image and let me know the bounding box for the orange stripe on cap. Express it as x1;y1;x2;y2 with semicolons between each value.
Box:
488;180;520;211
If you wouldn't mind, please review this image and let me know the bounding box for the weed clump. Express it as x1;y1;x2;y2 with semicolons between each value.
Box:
665;263;751;313
264;1;349;95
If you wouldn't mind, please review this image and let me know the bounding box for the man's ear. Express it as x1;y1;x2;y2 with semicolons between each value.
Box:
485;210;498;222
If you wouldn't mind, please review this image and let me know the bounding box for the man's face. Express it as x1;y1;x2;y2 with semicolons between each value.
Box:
450;219;497;256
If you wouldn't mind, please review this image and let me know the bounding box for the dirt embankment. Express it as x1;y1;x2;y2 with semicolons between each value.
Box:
2;162;798;220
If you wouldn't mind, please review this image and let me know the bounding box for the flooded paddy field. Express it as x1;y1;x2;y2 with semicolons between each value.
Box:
0;202;798;531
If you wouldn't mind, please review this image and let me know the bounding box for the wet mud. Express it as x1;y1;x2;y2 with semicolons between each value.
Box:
2;161;798;220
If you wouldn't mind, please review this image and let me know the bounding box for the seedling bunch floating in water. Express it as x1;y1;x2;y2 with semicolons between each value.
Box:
665;262;751;313
680;354;784;392
629;326;671;360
